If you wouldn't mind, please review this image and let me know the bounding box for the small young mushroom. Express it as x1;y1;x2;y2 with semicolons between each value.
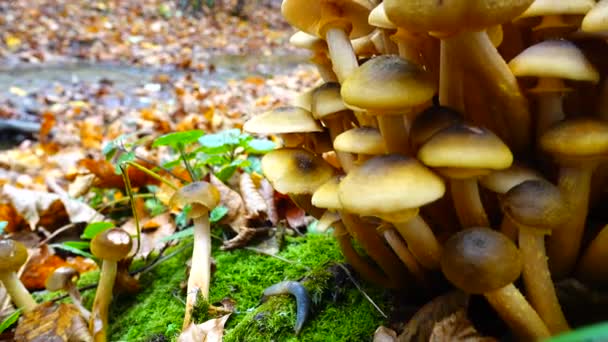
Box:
540;119;608;277
515;0;594;37
46;266;90;320
0;239;37;312
502;179;570;334
170;181;220;329
333;126;387;164
89;228;132;341
441;227;550;340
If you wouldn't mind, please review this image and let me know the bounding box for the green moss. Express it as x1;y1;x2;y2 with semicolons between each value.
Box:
38;232;388;341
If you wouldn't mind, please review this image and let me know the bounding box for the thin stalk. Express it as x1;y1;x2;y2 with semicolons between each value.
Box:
120;164;141;257
177;143;198;181
126;161;178;191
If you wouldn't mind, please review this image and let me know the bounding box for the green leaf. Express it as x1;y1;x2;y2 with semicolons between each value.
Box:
244;138;276;154
215;158;250;182
162;158;182;169
0;308;22;333
145;198;166;217
159;227;194;243
152;130;205;148
114;151;136;174
198;154;230;167
243;156;262;174
210;205;229;223
51;243;94;259
198;129;241;153
175;205;192;228
0;221;7;235
63;241;92;250
546;322;608;342
81;222;115;239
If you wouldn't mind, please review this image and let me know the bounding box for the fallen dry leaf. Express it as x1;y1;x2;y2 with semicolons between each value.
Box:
121;212;176;259
429;310;497;342
258;178;278;225
0;203;29;233
21;245;68;290
177;314;230;342
373;326;397;342
78;158;160;189
2;184;103;230
398;291;469;342
239;172;267;218
14;302;92;342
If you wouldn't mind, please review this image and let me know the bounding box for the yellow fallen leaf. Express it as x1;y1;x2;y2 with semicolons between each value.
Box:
5;35;21;50
178;314;230;342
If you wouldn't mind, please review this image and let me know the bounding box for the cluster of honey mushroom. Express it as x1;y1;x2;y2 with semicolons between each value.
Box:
244;0;608;340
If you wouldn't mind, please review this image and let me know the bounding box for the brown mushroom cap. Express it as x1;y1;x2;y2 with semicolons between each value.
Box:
333;127;386;155
384;0;534;33
262;148;334;195
243;106;323;135
341;55;436;114
502;179;568;231
338;154;445;219
540;119;608;164
45;266;79;292
0;240;28;272
582;0;608;32
311;83;348;120
409;106;464;151
170;181;220;218
311;176;343;210
417;124;513;178
441;227;522;294
479;164;544;194
90;228;132;262
508;40;599;87
282;0;374;39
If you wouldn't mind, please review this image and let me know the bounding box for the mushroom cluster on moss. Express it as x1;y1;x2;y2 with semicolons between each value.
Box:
243;0;608;339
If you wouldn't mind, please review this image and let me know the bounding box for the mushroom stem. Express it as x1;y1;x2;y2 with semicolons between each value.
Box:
379;226;429;287
392;215;442;270
484;283;551;340
452;30;531;152
334;222;394;288
548;164;594;278
310;52;338;82
325;27;358;83
325;117;356;172
376;114;410;155
577;224;608;284
519;228;570;334
68;285;91;321
183;213;211;329
499;214;519;242
450;178;490;228
439;39;464;112
0;272;36;312
341;212;407;288
89;260;117;342
536;78;566;137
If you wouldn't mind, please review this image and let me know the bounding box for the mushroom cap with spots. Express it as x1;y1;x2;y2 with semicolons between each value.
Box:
243;106;323;135
417;124;513;178
0;240;28;272
262;148;334;195
508;40;599;91
582;0;608;33
384;0;534;33
170;181;220;218
90;228;133;262
501;179;568;232
282;0;374;39
341;55;436;114
338;154;445;219
540;119;608;164
333;127;386;155
441;227;522;294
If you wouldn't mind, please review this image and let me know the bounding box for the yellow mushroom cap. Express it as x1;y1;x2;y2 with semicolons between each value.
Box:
289;31;326;51
417;124;513;178
0;240;28;272
333;127;386;155
311;176;343;210
479;164;543;194
508;40;599;83
369;3;396;29
243;106;323;135
582;0;608;33
311;83;348;119
518;0;594;19
384;0;534;33
338;154;445;217
170;181;220;218
90;228;132;262
262;148;334;195
410;106;464;151
540;119;608;164
282;0;374;39
341;55;436;114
